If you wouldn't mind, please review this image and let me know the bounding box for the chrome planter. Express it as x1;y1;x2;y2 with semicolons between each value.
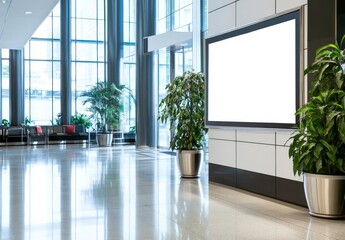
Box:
177;150;204;178
304;173;345;218
96;133;113;147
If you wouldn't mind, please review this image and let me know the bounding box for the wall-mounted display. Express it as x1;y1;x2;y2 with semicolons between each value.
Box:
205;9;301;129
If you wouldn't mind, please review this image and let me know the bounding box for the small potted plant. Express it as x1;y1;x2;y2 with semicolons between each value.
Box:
24;116;33;127
289;36;345;218
2;119;10;127
158;70;207;177
71;112;92;130
81;81;131;147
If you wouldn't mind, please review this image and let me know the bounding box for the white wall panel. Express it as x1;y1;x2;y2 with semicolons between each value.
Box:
276;0;307;14
236;0;275;27
208;128;236;140
276;131;294;146
208;139;236;167
237;130;275;145
237;142;275;176
209;0;236;12
276;146;303;182
208;3;236;37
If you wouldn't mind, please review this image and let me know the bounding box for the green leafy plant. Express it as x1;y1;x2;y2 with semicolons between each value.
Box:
289;35;345;176
24;116;32;126
158;70;207;150
81;81;132;132
51;113;61;126
1;119;10;127
71;113;92;129
128;125;136;134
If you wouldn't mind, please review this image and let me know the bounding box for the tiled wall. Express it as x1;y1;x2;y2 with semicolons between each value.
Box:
207;0;308;184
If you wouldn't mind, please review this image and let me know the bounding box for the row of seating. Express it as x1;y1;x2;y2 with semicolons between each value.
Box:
0;125;89;146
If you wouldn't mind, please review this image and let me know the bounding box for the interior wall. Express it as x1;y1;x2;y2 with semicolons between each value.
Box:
207;0;308;189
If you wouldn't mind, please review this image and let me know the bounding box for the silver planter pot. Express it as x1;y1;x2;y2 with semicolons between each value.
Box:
96;133;113;147
304;172;345;218
177;150;204;178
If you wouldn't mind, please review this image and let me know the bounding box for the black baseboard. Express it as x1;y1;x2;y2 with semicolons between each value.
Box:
237;169;275;198
209;163;307;207
209;163;236;187
276;177;307;207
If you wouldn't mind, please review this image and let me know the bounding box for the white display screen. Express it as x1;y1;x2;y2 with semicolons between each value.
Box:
206;11;300;128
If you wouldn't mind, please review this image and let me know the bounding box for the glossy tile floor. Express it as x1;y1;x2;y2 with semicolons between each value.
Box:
0;144;344;240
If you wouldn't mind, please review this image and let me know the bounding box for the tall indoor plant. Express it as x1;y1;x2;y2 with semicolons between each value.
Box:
81;81;129;146
158;70;207;177
289;36;345;218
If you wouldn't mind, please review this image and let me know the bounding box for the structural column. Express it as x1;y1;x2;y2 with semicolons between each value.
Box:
307;0;345;90
136;0;156;147
107;0;123;86
9;50;24;126
60;0;72;125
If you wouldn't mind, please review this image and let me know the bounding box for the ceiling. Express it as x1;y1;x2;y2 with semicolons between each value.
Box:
0;0;59;49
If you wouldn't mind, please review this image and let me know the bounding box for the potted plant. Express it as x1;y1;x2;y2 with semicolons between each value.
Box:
71;112;92;130
24;116;33;127
51;113;61;126
158;70;207;177
81;81;130;147
289;36;345;218
2;119;10;127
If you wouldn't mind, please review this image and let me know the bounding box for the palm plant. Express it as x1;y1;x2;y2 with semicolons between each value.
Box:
81;81;132;133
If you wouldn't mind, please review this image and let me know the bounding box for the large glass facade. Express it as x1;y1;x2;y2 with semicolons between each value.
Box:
71;0;105;121
0;0;204;147
24;4;61;125
156;0;194;148
120;0;136;131
157;49;171;148
157;0;193;34
1;50;9;121
20;0;134;130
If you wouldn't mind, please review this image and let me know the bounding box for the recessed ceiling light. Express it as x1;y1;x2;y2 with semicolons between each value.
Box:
25;11;33;15
2;0;7;4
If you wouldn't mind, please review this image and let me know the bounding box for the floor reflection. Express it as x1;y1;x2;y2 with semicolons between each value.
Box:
0;145;343;240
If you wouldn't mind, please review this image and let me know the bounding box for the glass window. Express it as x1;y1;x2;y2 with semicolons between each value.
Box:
75;0;97;19
16;0;135;131
24;3;60;125
53;40;61;60
1;50;10;120
29;40;53;60
120;0;136;131
75;19;97;41
75;42;98;61
25;61;55;125
155;0;194;148
72;0;105;118
97;21;105;41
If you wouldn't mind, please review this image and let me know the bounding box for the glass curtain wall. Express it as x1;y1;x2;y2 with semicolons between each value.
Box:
121;0;136;132
71;0;105;121
156;0;193;148
24;4;61;125
21;0;133;130
1;50;9;121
